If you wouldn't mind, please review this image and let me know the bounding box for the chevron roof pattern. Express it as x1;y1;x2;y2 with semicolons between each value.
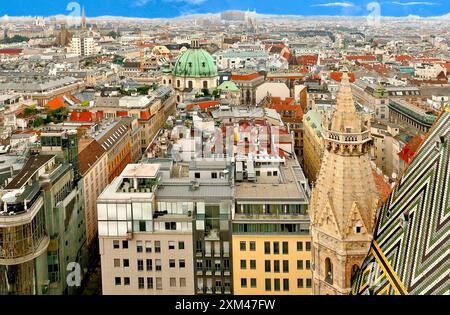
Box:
352;108;450;295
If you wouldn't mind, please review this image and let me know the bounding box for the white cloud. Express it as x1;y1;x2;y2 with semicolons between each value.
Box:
134;0;205;6
391;1;437;5
311;2;355;7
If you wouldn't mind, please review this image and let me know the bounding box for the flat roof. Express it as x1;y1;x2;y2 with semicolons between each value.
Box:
235;159;309;202
123;164;160;178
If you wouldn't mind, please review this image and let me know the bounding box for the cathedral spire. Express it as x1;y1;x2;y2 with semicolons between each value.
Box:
330;72;362;134
81;6;86;31
310;69;379;295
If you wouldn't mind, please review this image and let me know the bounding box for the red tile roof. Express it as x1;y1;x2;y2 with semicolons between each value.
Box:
78;139;106;176
399;135;425;165
395;55;413;62
0;48;23;55
346;55;376;61
69;111;94;122
117;111;129;117
231;73;262;81
329;72;356;83
186;100;220;110
297;55;318;66
47;96;67;110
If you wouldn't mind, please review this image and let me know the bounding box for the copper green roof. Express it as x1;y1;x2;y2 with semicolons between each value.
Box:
172;48;218;78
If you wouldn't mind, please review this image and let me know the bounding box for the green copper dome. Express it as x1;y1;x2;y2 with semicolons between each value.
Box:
172;48;218;78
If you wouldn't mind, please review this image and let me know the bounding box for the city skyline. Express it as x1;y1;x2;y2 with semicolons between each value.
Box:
2;0;450;19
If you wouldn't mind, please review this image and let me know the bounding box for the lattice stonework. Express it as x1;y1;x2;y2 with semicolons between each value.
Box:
352;109;450;295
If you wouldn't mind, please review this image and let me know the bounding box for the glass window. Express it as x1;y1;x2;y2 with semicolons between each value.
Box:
122;240;128;249
114;259;120;267
249;241;256;251
136;241;143;253
145;241;152;253
250;278;257;288
274;279;280;291
124;277;130;286
274;260;280;273
283;260;289;273
306;278;312;288
297;279;304;288
265;279;271;291
156;259;162;271
265;260;271;272
146;259;152;271
297;241;303;251
178;241;185;250
137;259;143;271
147;277;153;289
273;242;279;254
115;277;121;285
282;242;289;254
155;241;161;253
240;241;246;251
179;260;185;268
240;260;246;270
138;277;144;289
264;242;270;254
283;279;289;291
113;240;120;249
123;259;129;267
297;260;303;270
156;277;162;290
306;242;311;251
250;260;256;270
168;241;175;250
241;278;247;288
306;260;311;270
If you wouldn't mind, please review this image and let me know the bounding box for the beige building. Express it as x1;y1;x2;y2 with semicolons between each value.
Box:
302;109;323;183
310;73;380;295
78;138;109;248
98;164;194;295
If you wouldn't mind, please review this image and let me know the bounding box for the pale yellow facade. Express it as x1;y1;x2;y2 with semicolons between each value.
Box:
232;235;313;295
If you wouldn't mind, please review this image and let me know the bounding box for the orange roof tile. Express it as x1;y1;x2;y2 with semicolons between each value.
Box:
231;73;262;81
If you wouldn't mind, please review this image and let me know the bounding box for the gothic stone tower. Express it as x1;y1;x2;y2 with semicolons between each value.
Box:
310;72;380;295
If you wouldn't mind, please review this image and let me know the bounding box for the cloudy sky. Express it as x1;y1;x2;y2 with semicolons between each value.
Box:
1;0;449;18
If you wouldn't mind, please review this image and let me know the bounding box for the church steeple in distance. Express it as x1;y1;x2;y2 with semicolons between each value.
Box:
81;6;86;31
310;72;380;295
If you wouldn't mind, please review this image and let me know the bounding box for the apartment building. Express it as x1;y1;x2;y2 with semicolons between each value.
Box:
88;86;176;154
68;36;100;57
0;129;88;295
92;120;132;183
232;156;313;295
98;163;194;295
78;139;108;249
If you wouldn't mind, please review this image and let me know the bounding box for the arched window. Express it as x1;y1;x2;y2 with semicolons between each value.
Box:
169;79;172;84
203;81;208;89
350;264;359;287
177;95;180;102
325;258;333;284
188;81;193;89
177;80;181;88
163;79;166;84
